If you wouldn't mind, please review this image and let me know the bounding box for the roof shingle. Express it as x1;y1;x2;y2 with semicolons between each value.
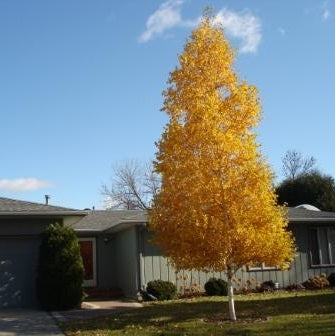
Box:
69;210;147;231
0;197;86;215
288;207;335;221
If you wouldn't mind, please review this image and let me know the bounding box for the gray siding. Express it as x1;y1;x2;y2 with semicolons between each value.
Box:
76;230;140;295
96;236;117;288
76;233;119;289
0;238;41;308
113;227;139;296
0;218;58;236
138;225;335;292
0;218;57;307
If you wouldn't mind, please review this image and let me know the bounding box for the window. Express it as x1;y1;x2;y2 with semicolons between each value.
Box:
248;263;278;271
310;227;335;266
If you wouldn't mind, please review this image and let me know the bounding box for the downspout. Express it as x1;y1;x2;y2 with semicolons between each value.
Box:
136;224;146;294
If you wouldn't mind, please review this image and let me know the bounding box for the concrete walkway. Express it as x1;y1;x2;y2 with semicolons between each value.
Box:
0;309;63;336
52;300;142;322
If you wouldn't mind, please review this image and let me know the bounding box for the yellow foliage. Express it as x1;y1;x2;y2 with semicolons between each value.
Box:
149;17;295;274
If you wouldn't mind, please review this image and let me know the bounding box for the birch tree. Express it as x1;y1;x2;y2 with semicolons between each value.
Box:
150;16;295;320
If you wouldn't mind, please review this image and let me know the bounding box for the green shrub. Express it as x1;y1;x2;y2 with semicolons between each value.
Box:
36;223;84;310
258;280;276;292
147;280;177;300
303;274;329;290
328;273;335;287
204;278;228;296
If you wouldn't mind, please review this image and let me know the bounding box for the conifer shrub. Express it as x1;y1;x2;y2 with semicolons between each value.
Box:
204;278;228;296
146;280;177;300
36;223;84;310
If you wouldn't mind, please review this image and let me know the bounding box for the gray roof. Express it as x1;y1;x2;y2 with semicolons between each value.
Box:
288;207;335;222
69;210;147;232
0;197;87;216
2;195;335;231
71;207;335;233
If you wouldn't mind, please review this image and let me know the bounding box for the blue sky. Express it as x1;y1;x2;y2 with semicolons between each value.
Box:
1;0;334;209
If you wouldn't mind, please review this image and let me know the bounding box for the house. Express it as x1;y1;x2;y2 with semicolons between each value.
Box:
0;197;87;308
71;205;335;297
1;197;335;308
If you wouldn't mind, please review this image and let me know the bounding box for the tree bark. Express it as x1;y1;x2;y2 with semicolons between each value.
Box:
227;273;236;320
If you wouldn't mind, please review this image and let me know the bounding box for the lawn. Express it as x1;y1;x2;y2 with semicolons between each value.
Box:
61;289;335;336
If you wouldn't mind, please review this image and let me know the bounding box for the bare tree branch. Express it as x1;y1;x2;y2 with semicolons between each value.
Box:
101;159;161;210
282;150;316;180
143;162;161;200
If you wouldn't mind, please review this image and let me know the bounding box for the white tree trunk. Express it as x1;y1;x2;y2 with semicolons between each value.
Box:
227;276;236;320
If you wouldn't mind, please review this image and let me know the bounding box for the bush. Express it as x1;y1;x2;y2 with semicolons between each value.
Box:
327;273;335;287
182;283;202;297
36;223;84;310
147;280;177;300
239;278;257;294
303;274;329;290
204;278;228;296
258;280;276;292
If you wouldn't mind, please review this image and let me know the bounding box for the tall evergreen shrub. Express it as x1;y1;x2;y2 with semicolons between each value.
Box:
36;223;84;310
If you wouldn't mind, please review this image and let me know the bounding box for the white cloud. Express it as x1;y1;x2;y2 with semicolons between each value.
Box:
305;2;332;21
138;0;185;43
322;1;331;20
277;27;286;36
323;8;331;20
139;2;262;53
0;178;52;191
213;9;261;53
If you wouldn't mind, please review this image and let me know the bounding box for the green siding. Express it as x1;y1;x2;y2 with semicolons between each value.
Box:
89;223;335;297
138;225;335;293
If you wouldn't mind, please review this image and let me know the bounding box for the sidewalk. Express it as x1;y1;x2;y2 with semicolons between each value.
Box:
51;300;142;322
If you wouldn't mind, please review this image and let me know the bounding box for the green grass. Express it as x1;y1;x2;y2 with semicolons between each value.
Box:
61;289;335;336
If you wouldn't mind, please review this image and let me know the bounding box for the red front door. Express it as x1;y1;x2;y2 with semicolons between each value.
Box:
78;238;96;286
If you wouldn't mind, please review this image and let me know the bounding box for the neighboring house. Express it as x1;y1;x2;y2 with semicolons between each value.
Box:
1;197;335;308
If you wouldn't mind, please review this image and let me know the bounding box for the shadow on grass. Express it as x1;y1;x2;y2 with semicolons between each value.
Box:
62;291;335;335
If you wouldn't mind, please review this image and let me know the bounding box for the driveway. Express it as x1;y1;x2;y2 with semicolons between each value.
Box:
0;309;63;336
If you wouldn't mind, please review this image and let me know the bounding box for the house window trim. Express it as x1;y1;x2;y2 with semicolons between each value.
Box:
78;237;97;287
247;263;279;272
310;226;335;267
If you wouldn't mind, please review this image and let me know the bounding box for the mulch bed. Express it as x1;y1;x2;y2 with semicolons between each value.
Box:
204;315;271;324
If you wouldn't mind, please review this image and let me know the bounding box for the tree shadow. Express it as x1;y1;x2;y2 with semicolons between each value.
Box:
62;291;335;335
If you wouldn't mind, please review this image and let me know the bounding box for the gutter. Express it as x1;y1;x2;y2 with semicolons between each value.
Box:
103;221;147;233
73;229;102;232
0;211;88;216
289;218;335;223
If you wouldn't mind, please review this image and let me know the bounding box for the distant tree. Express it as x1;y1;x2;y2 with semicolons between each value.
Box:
150;16;295;320
282;150;316;180
101;160;160;210
277;171;335;212
36;223;84;310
